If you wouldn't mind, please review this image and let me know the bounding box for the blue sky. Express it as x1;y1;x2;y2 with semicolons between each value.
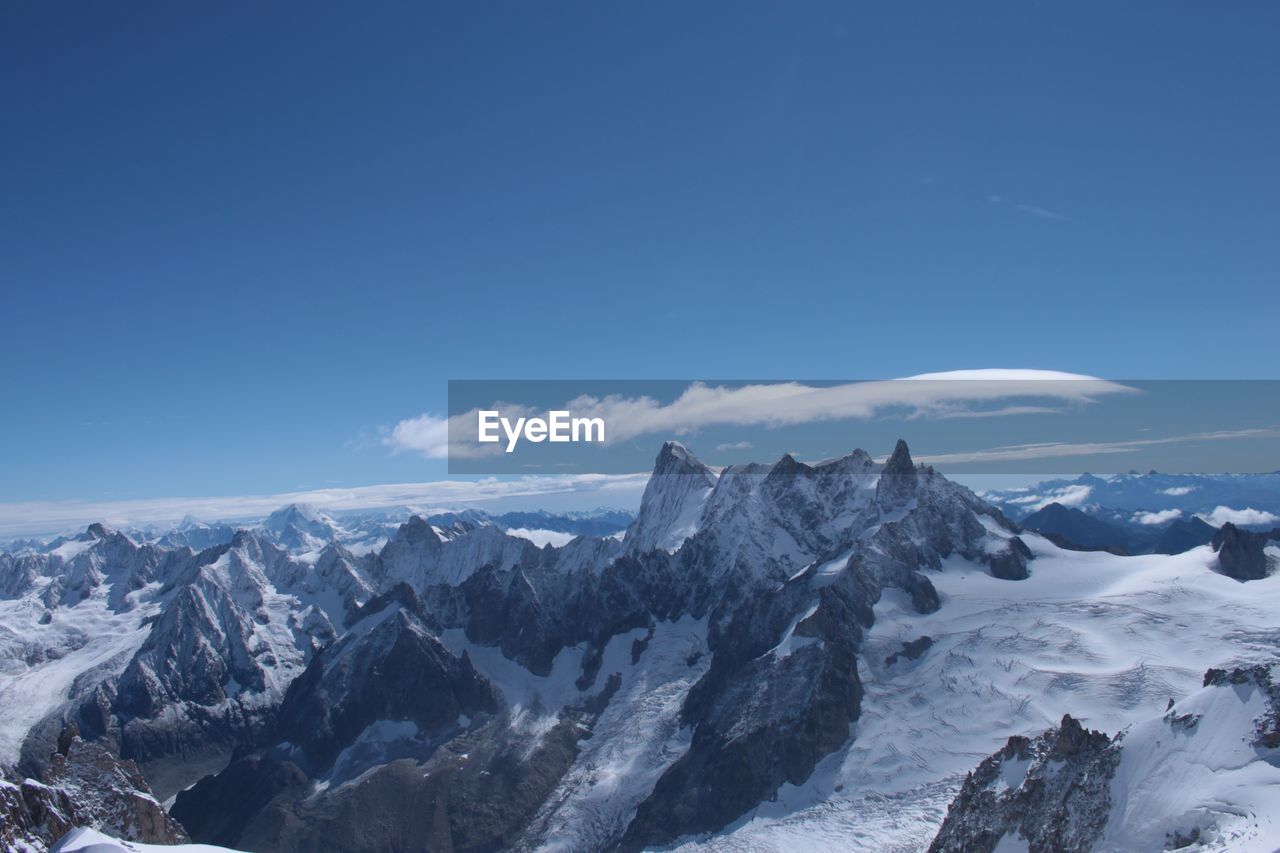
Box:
2;2;1278;515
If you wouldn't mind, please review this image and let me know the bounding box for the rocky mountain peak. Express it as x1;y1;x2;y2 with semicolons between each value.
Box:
626;442;719;555
394;514;444;545
653;440;716;478
876;438;919;508
885;438;914;474
768;452;811;478
351;581;429;626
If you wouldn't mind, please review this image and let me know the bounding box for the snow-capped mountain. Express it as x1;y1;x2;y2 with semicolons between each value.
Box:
983;471;1280;559
1;506;634;563
2;440;1278;851
987;471;1280;526
257;503;345;553
127;440;1043;851
623;440;718;554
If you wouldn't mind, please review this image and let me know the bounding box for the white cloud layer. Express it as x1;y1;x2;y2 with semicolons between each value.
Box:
383;413;450;459
0;474;650;539
503;527;578;548
384;370;1135;459
1196;506;1280;528
1005;484;1094;512
1160;486;1196;496
1133;509;1183;526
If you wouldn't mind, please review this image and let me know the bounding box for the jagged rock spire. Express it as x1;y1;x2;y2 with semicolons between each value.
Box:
876;439;918;508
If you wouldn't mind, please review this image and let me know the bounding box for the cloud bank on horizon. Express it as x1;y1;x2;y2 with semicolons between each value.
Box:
0;474;651;539
9;370;1278;539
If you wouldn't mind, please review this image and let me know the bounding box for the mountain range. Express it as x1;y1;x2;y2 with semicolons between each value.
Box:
2;443;1278;851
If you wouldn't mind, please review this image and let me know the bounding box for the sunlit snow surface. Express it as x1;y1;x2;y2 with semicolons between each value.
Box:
674;536;1280;851
0;583;159;762
50;826;241;852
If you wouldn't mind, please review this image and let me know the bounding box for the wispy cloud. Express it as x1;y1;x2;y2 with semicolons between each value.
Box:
1015;203;1067;221
914;427;1280;466
716;441;754;452
987;193;1068;221
383;370;1135;459
0;474;650;539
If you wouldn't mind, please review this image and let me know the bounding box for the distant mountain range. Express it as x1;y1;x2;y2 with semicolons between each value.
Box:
2;446;1279;851
983;471;1280;556
6;505;635;560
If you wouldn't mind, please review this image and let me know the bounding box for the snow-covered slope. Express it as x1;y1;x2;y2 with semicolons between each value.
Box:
52;827;240;852
930;662;1280;852
0;528;174;766
673;536;1280;851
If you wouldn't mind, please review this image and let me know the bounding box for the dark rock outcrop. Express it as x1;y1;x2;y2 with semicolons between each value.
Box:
1211;523;1279;581
0;723;186;851
988;536;1033;580
929;715;1120;853
885;635;933;666
876;438;919;509
1150;516;1216;555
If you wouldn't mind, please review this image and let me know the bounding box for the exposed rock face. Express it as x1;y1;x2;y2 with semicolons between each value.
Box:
1211;522;1280;581
103;530;337;799
621;589;863;849
177;707;607;853
0;723;186;852
876;438;919;509
929;715;1120;853
171;585;587;852
623;440;718;555
265;583;498;775
885;634;933;666
988;535;1033;580
933;662;1280;852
